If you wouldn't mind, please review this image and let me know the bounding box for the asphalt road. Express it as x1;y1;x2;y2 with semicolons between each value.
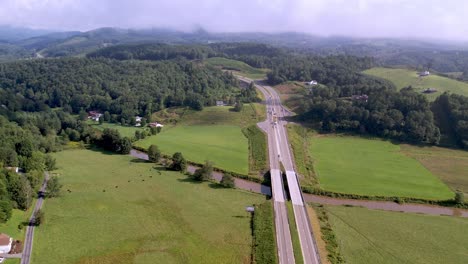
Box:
240;76;321;264
20;172;49;264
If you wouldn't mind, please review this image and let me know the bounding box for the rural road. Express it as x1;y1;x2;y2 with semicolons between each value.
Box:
20;172;49;264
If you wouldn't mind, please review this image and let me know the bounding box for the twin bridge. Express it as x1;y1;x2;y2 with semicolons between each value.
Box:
241;76;320;264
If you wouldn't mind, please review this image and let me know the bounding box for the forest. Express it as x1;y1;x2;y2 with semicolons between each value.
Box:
433;93;468;148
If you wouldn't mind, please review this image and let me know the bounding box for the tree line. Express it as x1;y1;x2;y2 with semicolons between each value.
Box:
433;93;468;148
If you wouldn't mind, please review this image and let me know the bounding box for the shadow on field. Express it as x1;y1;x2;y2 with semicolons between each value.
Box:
177;177;203;184
130;158;149;163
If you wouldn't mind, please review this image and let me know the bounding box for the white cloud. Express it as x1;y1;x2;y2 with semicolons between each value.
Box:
0;0;467;40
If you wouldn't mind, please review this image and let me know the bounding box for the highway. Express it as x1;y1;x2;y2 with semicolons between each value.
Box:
240;76;321;264
20;172;49;264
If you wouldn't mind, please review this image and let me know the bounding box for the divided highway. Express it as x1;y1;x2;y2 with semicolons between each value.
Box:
240;76;321;264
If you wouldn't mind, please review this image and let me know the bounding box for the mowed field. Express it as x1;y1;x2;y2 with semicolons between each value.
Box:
310;135;454;200
204;57;269;79
136;105;266;175
32;149;265;264
326;206;468;264
89;122;145;138
401;144;468;196
135;125;248;174
363;67;468;101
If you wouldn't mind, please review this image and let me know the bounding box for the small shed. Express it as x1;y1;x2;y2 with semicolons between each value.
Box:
216;101;226;106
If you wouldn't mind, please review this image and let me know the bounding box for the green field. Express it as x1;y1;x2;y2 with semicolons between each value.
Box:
135;125;249;174
32;149;265;264
363;67;468;101
89;122;145;138
326;206;468;264
401;144;468;196
137;105;267;175
205;57;268;79
310;135;453;200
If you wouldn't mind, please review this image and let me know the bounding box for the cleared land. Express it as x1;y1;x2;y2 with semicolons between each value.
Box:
309;135;453;200
32;149;265;264
326;205;468;264
137;105;267;175
89;122;145;138
135;125;249;174
363;67;468;101
1;208;33;264
204;57;269;79
401;144;468;196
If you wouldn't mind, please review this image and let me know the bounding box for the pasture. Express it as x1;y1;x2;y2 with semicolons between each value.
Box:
137;105;267;175
363;67;468;101
89;122;145;138
32;149;265;264
309;135;454;200
134;125;249;174
204;57;269;79
326;205;468;264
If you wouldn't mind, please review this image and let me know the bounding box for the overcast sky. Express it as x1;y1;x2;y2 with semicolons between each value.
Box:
1;0;468;41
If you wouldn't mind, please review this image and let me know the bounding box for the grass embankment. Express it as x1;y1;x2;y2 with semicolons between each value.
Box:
326;205;468;264
312;205;344;264
32;149;265;264
286;202;304;264
274;82;307;112
252;202;277;264
287;125;317;188
204;57;269;80
363;67;468;101
310;135;454;200
138;104;267;177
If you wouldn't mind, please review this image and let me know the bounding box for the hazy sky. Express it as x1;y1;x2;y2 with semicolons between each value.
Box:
1;0;468;40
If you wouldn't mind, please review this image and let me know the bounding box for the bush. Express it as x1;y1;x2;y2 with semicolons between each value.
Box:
147;145;161;163
171;152;187;172
192;160;213;181
46;176;62;198
455;192;465;204
33;209;44;226
220;173;235;188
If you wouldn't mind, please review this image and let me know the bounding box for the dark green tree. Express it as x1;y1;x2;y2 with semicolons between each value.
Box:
171;152;187;172
148;145;161;163
46;176;63;198
193;160;213;181
220;173;235;188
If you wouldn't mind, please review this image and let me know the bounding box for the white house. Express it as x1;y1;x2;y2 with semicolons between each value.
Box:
306;80;318;86
419;71;430;77
0;233;12;262
149;122;164;128
216;101;226;106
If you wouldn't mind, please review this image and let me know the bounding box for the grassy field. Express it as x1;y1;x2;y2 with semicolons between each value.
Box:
326;205;468;264
32;149;265;264
137;105;267;175
89;122;145;138
309;135;454;200
363;67;468;101
401;144;468;196
204;57;269;79
135;125;249;174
